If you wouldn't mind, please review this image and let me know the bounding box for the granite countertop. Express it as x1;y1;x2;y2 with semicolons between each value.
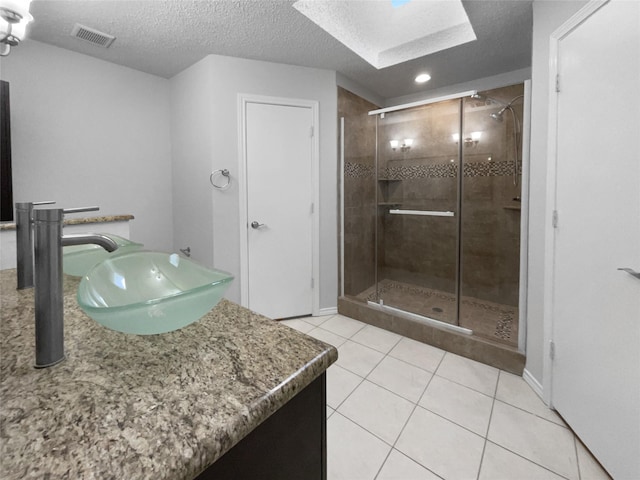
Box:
0;270;337;479
0;214;135;230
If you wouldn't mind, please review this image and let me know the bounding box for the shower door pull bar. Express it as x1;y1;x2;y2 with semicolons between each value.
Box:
618;268;640;280
389;209;455;217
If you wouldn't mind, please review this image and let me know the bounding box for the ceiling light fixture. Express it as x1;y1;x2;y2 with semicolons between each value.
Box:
0;0;33;56
415;73;431;84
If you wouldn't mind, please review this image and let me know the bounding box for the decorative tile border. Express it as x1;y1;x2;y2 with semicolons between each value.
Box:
344;162;375;178
345;160;521;179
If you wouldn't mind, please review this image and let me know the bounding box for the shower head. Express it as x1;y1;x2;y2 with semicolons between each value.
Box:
490;106;508;121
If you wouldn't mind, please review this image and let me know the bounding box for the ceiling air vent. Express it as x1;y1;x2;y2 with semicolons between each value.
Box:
70;24;115;48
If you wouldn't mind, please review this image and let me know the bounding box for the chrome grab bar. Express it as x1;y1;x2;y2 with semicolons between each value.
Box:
389;209;455;217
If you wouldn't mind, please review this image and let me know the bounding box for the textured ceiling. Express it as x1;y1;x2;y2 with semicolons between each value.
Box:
25;0;532;99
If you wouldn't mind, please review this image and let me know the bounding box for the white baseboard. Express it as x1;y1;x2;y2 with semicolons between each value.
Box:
523;368;545;401
318;307;337;316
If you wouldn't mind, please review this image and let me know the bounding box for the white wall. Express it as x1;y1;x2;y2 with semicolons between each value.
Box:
169;57;216;268
0;40;173;251
526;0;587;385
170;54;338;309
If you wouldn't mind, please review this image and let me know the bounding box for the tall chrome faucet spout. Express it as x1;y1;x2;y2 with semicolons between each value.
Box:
32;207;118;368
62;233;118;252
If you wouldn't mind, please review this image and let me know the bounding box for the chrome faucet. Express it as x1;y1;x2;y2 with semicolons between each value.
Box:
33;207;118;368
15;200;55;289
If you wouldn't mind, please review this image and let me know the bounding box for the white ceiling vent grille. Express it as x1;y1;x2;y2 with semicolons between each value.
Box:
70;24;116;48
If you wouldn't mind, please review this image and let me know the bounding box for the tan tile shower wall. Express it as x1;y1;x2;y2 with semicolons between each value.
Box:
338;87;379;297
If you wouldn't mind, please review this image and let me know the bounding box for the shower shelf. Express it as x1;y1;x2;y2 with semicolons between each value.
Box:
377;178;402;182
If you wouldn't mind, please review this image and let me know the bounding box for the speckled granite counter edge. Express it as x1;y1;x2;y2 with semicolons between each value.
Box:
0;214;134;230
189;348;336;479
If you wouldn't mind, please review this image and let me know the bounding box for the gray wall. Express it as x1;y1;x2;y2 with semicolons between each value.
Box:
0;40;174;252
170;54;338;310
526;0;587;384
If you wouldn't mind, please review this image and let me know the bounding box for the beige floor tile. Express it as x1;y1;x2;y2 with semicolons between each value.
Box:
396;406;485;480
304;314;333;327
327;413;391;480
436;352;499;396
336;340;385;377
479;441;565;480
575;438;612;480
338;380;414;445
388;337;445;373
321;314;367;338
488;400;579;480
496;371;566;426
376;449;441;480
419;375;494;436
326;364;362;409
367;356;433;404
351;324;402;354
306;326;348;348
279;318;314;333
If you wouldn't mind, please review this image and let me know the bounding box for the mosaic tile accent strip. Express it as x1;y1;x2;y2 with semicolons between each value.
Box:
345;162;375;178
374;160;520;180
346;160;521;180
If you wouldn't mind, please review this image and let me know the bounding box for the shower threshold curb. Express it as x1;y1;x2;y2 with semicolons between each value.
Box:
338;296;525;375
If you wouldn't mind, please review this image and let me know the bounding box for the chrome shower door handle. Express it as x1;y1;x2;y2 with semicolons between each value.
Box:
618;268;640;280
251;221;265;229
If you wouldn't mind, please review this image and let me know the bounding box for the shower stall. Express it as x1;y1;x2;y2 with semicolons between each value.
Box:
339;84;527;366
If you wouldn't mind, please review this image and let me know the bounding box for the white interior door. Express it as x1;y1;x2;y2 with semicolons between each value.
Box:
244;101;314;319
551;1;640;478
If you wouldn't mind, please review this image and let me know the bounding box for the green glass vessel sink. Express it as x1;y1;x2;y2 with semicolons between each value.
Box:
77;251;234;335
63;234;143;277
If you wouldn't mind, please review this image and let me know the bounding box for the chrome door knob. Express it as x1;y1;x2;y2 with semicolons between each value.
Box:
251;221;265;229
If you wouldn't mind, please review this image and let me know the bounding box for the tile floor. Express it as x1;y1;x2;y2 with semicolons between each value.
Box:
281;314;611;480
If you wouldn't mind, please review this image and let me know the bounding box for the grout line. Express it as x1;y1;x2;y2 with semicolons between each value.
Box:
430;371;496;399
484;440;573;480
574;434;582;480
476;370;502;479
492;397;569;429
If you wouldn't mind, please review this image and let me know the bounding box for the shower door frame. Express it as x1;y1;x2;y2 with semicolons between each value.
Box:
339;84;531;352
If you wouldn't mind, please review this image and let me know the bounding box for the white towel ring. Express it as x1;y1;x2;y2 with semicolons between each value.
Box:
210;169;231;189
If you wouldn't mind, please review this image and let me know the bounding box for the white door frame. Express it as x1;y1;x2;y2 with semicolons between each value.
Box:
237;94;320;316
542;0;609;405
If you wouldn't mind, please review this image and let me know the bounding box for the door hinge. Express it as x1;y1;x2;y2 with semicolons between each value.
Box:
552;210;559;228
556;74;561;93
550;341;556;360
310;126;314;138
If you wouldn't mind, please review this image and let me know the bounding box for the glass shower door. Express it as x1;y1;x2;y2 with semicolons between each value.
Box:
374;100;462;326
458;86;523;347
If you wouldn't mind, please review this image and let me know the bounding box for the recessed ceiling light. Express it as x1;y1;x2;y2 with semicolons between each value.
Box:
415;73;431;83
